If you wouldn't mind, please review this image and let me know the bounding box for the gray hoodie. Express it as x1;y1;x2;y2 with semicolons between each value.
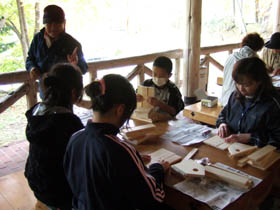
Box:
221;46;256;106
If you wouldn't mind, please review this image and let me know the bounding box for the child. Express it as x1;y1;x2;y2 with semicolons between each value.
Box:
64;74;171;210
24;63;84;210
137;56;184;121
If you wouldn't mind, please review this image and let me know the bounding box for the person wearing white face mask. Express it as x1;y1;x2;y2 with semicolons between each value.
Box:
137;56;184;121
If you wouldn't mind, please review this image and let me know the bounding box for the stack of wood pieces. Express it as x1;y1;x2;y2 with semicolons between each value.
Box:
122;124;160;145
131;85;155;123
147;148;182;167
171;148;205;177
237;145;280;170
203;135;232;150
205;164;253;189
227;143;258;158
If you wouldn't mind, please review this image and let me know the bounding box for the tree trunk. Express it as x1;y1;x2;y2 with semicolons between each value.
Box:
274;0;280;32
34;0;40;35
255;0;259;23
16;0;29;62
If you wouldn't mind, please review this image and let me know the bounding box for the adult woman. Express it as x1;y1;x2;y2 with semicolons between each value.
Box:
217;57;280;149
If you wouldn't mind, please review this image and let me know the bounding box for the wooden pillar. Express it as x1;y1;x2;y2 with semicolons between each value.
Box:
174;58;181;87
89;68;97;83
274;0;280;32
183;0;202;104
137;64;145;86
26;81;37;109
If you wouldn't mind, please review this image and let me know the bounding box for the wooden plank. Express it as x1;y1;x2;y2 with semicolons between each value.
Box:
0;170;36;210
172;159;205;177
248;151;280;171
247;145;276;163
228;143;258;158
0;193;13;210
0;70;29;84
122;124;156;138
205;165;253;189
184;148;198;160
203;135;231;150
148;148;182;166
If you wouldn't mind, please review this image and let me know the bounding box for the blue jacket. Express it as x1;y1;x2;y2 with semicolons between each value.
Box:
26;28;88;74
64;122;166;210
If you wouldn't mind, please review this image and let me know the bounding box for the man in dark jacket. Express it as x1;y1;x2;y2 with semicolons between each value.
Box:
26;5;88;97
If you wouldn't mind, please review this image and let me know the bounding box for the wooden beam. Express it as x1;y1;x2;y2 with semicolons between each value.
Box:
175;58;181;86
87;49;183;71
183;0;202;101
26;81;38;109
126;65;143;81
207;55;224;71
0;83;29;113
200;43;240;55
143;65;153;77
0;70;29;84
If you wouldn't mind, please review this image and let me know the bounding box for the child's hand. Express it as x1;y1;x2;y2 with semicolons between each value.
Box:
147;97;161;107
157;159;170;172
136;94;144;102
30;68;40;80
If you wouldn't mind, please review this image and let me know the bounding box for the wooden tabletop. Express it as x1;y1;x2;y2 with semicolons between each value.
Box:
131;120;279;210
183;102;223;126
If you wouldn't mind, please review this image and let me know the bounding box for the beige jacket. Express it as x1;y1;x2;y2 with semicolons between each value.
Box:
261;48;280;73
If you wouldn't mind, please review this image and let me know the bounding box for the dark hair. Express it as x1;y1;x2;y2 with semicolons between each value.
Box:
86;74;136;123
232;57;275;99
241;33;264;51
153;56;173;75
43;63;83;109
43;5;65;24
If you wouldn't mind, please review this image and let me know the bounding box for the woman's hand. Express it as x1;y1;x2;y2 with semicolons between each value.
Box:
218;123;230;138
225;133;251;143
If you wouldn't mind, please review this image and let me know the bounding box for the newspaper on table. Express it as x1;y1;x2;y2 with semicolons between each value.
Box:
172;162;262;210
161;119;214;146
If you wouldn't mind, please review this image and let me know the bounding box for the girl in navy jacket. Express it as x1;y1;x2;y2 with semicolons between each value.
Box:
64;74;170;210
25;63;84;210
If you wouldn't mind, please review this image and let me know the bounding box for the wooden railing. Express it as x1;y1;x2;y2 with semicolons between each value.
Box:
0;42;240;114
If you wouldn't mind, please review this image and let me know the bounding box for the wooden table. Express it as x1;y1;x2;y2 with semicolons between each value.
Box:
183;102;223;126
132;120;279;210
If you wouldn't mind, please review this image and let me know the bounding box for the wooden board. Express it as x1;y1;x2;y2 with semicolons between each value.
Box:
122;124;156;138
248;151;280;171
137;85;155;109
203;135;231;150
205;165;253;189
247;145;276;163
228;143;257;158
148;148;182;167
172;159;205;177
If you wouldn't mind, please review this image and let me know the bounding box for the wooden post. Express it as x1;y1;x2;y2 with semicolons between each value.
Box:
175;58;180;87
274;0;280;32
137;64;145;86
183;0;202;104
26;81;38;109
89;68;97;83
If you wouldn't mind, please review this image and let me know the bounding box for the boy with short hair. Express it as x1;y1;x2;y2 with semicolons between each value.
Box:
137;56;184;120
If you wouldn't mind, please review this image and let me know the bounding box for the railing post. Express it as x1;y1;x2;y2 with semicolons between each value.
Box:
26;80;38;109
205;54;210;92
137;64;145;86
89;68;97;83
175;58;181;87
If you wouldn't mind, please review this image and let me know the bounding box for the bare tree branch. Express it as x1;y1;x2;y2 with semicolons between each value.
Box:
5;19;21;40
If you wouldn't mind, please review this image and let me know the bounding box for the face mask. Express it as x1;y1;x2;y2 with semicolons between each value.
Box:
152;77;168;87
